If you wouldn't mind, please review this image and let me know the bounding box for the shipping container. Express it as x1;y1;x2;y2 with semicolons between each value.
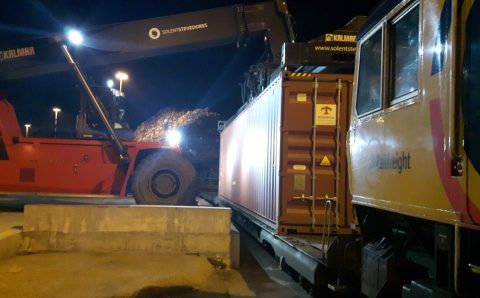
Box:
219;71;353;235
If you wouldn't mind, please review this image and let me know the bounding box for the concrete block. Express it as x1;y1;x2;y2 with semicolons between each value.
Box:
0;229;22;260
23;205;232;266
24;205;231;234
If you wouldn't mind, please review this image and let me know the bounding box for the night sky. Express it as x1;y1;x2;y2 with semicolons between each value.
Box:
0;0;382;135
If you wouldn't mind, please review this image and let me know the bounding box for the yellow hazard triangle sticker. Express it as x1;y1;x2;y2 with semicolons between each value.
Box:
320;155;331;166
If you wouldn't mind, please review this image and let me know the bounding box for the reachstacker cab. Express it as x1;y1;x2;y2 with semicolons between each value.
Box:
348;0;480;296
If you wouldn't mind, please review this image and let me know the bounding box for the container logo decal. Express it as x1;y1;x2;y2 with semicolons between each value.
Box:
314;45;356;52
320;156;331;166
367;152;411;174
148;23;208;39
316;104;337;126
0;46;35;61
148;28;161;39
325;34;356;42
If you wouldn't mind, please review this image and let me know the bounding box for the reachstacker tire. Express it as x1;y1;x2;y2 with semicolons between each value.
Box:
132;151;198;205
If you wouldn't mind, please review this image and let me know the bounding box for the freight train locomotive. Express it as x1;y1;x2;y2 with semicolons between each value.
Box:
348;0;480;296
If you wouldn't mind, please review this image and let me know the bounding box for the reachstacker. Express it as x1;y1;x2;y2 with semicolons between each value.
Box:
0;1;296;205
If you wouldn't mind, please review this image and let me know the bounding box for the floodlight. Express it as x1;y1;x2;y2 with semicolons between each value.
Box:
67;29;83;45
166;130;182;147
115;72;129;92
24;123;31;137
115;72;129;81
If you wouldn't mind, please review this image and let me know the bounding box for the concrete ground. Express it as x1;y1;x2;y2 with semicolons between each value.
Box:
0;252;253;298
237;229;309;298
0;197;309;298
0;211;22;231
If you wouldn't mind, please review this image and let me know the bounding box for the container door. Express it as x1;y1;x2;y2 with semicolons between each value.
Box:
279;74;352;234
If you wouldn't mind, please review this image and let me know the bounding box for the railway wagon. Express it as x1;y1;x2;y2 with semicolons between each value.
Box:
214;70;358;290
348;0;480;296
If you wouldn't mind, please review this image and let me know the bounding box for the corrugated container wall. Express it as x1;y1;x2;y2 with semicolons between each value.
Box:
219;71;353;235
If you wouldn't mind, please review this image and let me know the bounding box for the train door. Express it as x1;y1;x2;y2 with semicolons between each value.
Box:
462;0;480;224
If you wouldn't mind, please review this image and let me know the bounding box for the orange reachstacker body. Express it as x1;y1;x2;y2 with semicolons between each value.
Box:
0;98;157;196
0;97;197;204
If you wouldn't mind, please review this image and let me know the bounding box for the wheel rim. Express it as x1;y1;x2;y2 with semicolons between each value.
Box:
151;169;181;199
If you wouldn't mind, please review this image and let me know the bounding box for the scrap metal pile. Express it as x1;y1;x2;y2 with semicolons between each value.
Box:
134;107;221;191
134;108;217;142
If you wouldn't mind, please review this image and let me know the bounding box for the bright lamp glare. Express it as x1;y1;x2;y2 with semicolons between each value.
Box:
67;30;83;45
107;79;114;88
166;130;182;147
434;42;443;55
115;72;129;81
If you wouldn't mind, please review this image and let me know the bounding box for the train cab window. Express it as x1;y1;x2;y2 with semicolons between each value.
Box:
390;5;419;103
356;30;383;116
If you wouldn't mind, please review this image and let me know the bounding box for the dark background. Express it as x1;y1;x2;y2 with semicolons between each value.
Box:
0;0;382;134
